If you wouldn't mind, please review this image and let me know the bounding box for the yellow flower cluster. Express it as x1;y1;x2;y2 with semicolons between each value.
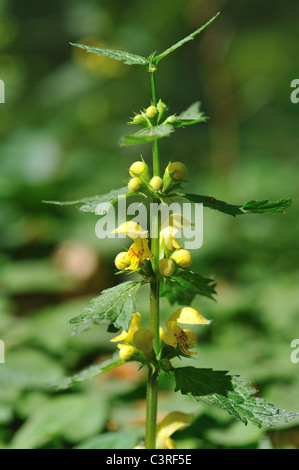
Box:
158;213;193;277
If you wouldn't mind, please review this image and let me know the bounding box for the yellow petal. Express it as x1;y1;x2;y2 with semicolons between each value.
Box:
169;307;211;325
157;412;194;439
184;329;197;348
113;221;148;239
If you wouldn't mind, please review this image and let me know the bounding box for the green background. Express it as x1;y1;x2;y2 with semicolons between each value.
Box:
0;0;298;449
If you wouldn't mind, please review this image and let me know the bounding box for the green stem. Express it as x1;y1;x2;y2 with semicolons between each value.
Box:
145;70;161;450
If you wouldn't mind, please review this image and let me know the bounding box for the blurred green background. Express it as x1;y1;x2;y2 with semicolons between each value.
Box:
0;0;299;449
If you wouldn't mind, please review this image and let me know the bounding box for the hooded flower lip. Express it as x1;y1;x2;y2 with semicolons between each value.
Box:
156;411;194;449
113;222;153;270
160;213;192;252
168;307;211;325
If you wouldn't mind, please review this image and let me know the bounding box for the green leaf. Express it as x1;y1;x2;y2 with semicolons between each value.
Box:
43;187;129;214
160;269;216;305
174;367;298;428
171;193;292;217
241;199;292;214
75;429;143;449
70;42;148;67
153;13;220;65
120;124;174;146
50;355;125;391
68;281;144;334
171;101;207;127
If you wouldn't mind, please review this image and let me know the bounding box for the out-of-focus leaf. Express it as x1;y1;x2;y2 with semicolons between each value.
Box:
241;199;292;214
68;281;144;334
160;269;217;305
174;367;298;427
71;43;149;67
50;354;125;391
75;429;143;449
0;349;65;402
11;393;108;449
120;124;174;146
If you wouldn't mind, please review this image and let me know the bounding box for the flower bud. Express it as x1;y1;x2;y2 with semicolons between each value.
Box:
146;105;158;118
114;251;131;270
129;161;149;180
133;328;154;354
128;177;142;192
160;358;172;372
118;344;135;361
166;162;187;181
158;258;175;277
130;114;147;126
171;249;192;268
150;176;163;191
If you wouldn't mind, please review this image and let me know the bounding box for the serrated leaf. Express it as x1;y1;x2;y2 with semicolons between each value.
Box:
160;269;216;305
43;187;129;214
71;42;148;67
241;199;292;214
171;102;207;127
171;192;243;216
68;281;144;334
171;193;292;217
174;367;298;427
50;355;125;391
120;124;174;146
153;13;220;65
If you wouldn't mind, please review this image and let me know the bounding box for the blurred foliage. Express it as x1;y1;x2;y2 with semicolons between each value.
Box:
0;0;298;449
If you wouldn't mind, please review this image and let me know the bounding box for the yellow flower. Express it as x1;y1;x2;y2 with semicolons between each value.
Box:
110;312;141;344
168;307;211;325
156;412;194;449
113;222;153;270
160;308;211;356
160;213;192;252
111;313;154;359
160;321;197;356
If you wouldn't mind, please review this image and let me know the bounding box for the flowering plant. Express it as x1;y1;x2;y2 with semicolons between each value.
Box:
47;13;297;449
